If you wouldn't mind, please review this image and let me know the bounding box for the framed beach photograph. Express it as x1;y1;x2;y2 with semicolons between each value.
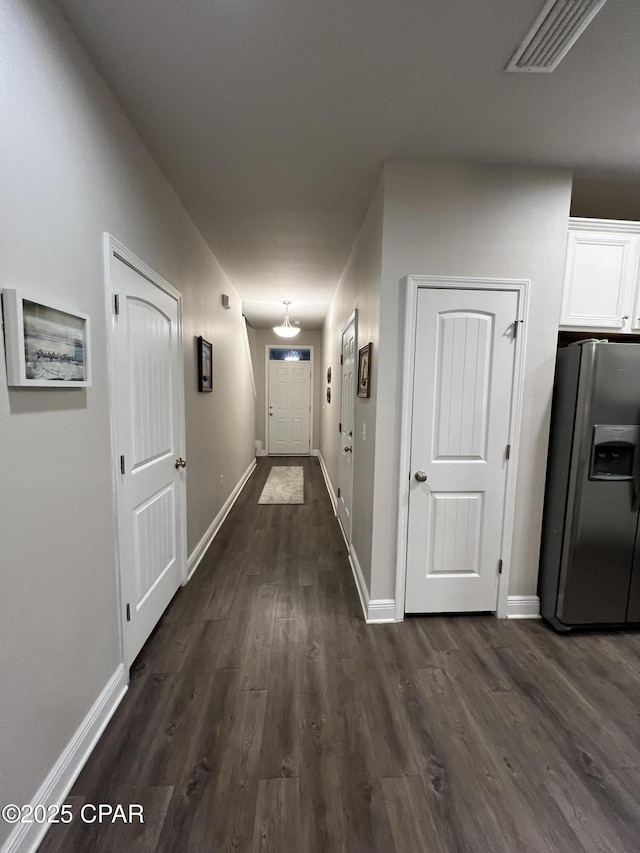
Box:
357;342;372;398
2;289;91;387
198;336;213;392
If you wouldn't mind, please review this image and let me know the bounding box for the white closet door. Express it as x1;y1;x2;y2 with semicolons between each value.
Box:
405;287;518;613
112;255;185;665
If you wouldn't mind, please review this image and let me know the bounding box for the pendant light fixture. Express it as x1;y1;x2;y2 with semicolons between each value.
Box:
273;300;301;338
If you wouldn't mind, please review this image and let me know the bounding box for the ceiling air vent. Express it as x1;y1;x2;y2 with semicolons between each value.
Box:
505;0;609;73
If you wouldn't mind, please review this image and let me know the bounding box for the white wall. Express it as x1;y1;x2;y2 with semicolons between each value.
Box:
0;0;254;841
248;328;323;452
373;161;573;600
183;281;255;552
320;175;383;589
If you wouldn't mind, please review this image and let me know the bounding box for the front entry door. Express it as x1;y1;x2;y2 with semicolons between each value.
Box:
337;314;356;540
267;354;311;454
111;250;186;665
405;287;519;613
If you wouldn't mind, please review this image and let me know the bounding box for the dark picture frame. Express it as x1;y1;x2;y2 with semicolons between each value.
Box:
357;342;372;398
198;336;213;392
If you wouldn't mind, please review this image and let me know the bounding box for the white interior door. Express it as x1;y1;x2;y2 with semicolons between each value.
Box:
268;355;311;454
112;252;186;665
405;287;518;613
337;315;356;540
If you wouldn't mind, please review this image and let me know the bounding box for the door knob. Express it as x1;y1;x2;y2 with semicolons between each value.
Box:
175;458;187;469
344;446;352;453
414;470;427;482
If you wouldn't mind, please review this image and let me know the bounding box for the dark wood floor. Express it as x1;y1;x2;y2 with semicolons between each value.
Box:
40;457;640;852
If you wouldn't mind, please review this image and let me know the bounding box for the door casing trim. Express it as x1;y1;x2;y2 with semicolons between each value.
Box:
395;275;530;621
103;234;187;667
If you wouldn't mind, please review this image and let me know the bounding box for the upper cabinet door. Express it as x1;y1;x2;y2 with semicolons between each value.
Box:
560;228;636;330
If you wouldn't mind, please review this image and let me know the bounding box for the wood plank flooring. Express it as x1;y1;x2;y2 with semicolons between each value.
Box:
39;457;640;852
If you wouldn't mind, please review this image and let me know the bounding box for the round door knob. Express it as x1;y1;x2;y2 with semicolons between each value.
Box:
175;458;187;469
414;470;427;482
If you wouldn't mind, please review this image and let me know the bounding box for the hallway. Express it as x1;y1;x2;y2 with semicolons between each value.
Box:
39;457;640;852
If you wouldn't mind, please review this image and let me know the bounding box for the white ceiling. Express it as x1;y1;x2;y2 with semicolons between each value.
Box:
53;0;640;328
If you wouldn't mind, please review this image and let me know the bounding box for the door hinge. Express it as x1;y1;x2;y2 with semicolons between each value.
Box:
337;487;341;498
114;293;120;315
120;455;126;475
506;444;511;460
126;603;131;621
338;422;342;433
340;354;343;365
513;319;523;339
498;559;503;574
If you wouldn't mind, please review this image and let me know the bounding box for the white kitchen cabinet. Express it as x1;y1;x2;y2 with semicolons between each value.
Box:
561;218;640;332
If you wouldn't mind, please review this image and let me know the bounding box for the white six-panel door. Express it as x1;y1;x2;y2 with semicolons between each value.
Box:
405;287;519;613
267;358;311;454
111;250;186;666
337;314;356;540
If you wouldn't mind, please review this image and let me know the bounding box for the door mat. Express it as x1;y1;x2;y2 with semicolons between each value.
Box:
258;466;304;504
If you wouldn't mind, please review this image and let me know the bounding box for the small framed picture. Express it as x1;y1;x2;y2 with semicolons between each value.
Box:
2;289;91;387
198;336;213;392
357;343;372;398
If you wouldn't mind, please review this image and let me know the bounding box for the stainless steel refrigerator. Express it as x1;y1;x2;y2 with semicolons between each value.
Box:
539;340;640;631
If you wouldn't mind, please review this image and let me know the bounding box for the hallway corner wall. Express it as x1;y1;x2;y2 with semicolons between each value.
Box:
0;0;254;843
371;161;573;603
320;173;384;596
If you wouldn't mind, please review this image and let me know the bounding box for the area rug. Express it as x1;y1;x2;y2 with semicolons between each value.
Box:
258;466;304;504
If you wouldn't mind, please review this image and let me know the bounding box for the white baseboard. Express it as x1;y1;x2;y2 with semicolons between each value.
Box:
186;458;257;581
507;595;541;619
2;665;128;853
255;449;268;457
367;599;397;622
317;451;337;515
348;545;369;620
348;545;397;624
336;515;349;552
